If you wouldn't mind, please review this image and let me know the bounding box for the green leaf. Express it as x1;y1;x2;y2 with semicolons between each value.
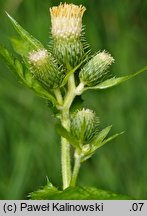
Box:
93;131;124;151
0;45;25;80
81;125;112;162
11;37;32;57
93;125;112;147
24;71;57;104
0;46;57;105
85;66;147;90
92;132;124;152
101;131;124;146
81;129;124;162
30;184;131;200
29;180;60;200
56;123;79;147
6;12;44;50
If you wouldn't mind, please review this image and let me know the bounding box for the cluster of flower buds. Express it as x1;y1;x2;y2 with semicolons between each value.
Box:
5;3;115;94
49;3;114;86
13;3;114;91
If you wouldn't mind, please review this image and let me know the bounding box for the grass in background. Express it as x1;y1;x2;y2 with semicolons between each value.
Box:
0;0;147;199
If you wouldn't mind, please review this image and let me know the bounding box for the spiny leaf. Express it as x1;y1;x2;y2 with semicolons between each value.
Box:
6;12;44;50
24;71;57;104
101;131;124;146
82;130;124;162
33;186;130;200
93;131;124;151
93;125;112;146
29;180;60;200
11;37;32;57
91;132;124;153
0;45;25;80
84;66;147;90
29;184;131;200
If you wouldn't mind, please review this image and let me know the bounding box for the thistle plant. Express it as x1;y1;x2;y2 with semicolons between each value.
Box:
0;3;147;199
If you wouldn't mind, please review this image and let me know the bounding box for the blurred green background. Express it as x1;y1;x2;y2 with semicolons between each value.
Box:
0;0;147;199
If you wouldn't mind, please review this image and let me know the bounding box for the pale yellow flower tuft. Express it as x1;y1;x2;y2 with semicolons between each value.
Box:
50;3;86;39
29;49;48;68
97;51;115;65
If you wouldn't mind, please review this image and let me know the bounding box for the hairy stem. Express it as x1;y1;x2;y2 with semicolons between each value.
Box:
61;108;71;189
64;74;76;109
61;74;76;189
61;138;71;189
54;88;63;105
70;154;81;186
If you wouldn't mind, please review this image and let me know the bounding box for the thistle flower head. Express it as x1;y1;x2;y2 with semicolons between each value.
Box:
79;50;115;86
70;108;99;144
50;3;86;39
28;49;64;89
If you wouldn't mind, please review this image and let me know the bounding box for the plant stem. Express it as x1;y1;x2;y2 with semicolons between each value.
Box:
56;74;84;189
61;108;71;189
53;87;72;189
54;88;63;105
75;82;85;95
70;154;81;186
61;137;71;189
64;74;76;109
61;74;76;189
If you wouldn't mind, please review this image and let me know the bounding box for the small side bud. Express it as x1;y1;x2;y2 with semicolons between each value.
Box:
28;49;64;89
79;51;115;86
70;108;99;144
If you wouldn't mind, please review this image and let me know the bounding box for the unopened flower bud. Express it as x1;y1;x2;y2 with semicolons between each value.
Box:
70;108;99;144
50;3;86;69
28;49;64;89
79;51;114;86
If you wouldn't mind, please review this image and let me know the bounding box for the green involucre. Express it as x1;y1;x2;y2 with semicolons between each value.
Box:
70;109;99;144
52;37;85;69
79;51;114;86
28;49;65;89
